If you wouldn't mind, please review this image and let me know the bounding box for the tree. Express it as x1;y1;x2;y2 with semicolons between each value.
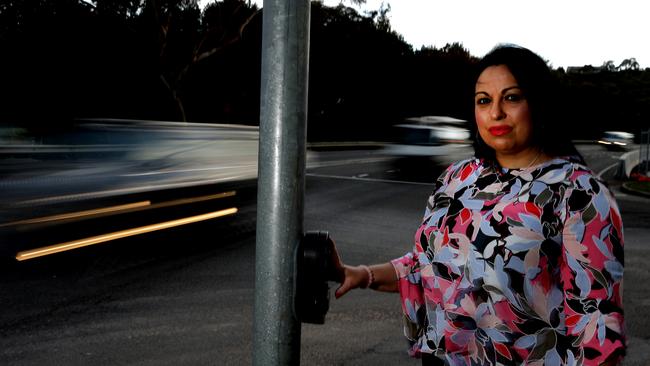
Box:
365;2;391;32
144;0;260;121
328;0;367;6
602;60;616;72
0;0;108;126
138;0;262;122
182;0;262;124
3;0;647;140
618;57;640;71
407;43;477;121
307;1;412;141
92;0;144;19
0;0;264;124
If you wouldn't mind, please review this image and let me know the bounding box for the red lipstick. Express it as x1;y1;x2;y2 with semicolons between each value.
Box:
488;125;512;136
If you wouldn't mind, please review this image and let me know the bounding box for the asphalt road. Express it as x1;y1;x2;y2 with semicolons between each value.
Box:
1;145;648;365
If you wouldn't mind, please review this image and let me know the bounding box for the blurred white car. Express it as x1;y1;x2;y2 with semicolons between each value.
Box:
598;131;634;150
383;116;472;161
0;120;260;259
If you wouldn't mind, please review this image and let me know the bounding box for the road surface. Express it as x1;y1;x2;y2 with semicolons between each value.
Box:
1;144;648;365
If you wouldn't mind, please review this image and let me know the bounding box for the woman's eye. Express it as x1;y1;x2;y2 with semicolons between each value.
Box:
504;94;523;102
476;97;490;105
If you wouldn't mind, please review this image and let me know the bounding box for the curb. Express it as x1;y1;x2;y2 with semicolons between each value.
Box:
306;142;387;151
621;182;650;198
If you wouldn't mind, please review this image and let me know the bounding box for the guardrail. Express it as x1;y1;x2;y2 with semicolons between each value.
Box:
617;130;650;179
640;130;650;176
616;149;641;178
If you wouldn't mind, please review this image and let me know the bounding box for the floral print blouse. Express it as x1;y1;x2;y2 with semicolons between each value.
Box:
391;157;625;365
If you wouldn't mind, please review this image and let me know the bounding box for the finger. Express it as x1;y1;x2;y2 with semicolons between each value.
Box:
329;239;343;267
328;241;346;283
334;281;351;299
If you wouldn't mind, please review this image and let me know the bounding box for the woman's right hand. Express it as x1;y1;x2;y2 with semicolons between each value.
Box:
328;239;370;299
334;264;370;299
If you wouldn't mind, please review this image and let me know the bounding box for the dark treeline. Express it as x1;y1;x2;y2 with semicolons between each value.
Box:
1;0;648;141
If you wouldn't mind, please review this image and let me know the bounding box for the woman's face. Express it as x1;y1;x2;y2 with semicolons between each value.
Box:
474;65;535;157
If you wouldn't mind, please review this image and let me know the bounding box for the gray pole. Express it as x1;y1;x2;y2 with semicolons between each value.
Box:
253;0;310;364
643;130;650;175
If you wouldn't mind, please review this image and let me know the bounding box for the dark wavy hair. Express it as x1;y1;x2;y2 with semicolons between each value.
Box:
472;44;583;164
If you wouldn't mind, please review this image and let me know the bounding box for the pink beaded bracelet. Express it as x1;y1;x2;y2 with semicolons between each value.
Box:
359;265;374;289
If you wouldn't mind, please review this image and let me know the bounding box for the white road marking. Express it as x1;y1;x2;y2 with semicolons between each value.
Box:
306;173;434;186
306;157;392;169
122;164;257;177
597;162;619;180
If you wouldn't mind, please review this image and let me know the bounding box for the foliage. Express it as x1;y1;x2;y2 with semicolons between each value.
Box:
625;180;650;193
556;66;650;139
0;0;261;127
618;58;640;71
0;0;648;142
308;2;414;141
407;43;478;123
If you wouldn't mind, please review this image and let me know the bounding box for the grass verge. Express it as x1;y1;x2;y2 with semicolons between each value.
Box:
624;181;650;194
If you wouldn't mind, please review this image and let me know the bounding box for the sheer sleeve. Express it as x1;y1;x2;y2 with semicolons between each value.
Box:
390;162;460;356
560;177;626;365
391;251;426;353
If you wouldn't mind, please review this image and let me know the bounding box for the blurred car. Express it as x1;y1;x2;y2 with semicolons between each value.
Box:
383;115;472;160
597;131;634;150
382;116;472;179
0;119;259;260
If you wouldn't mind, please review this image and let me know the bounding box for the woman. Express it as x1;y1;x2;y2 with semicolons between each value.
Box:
332;45;626;365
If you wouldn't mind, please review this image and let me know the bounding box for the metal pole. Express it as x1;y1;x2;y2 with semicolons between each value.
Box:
641;130;647;175
253;0;310;364
639;132;643;174
645;130;649;175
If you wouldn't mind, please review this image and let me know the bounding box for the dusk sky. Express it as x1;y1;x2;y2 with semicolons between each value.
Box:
200;0;649;69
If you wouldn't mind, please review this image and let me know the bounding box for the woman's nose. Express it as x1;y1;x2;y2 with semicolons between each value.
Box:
490;101;506;120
